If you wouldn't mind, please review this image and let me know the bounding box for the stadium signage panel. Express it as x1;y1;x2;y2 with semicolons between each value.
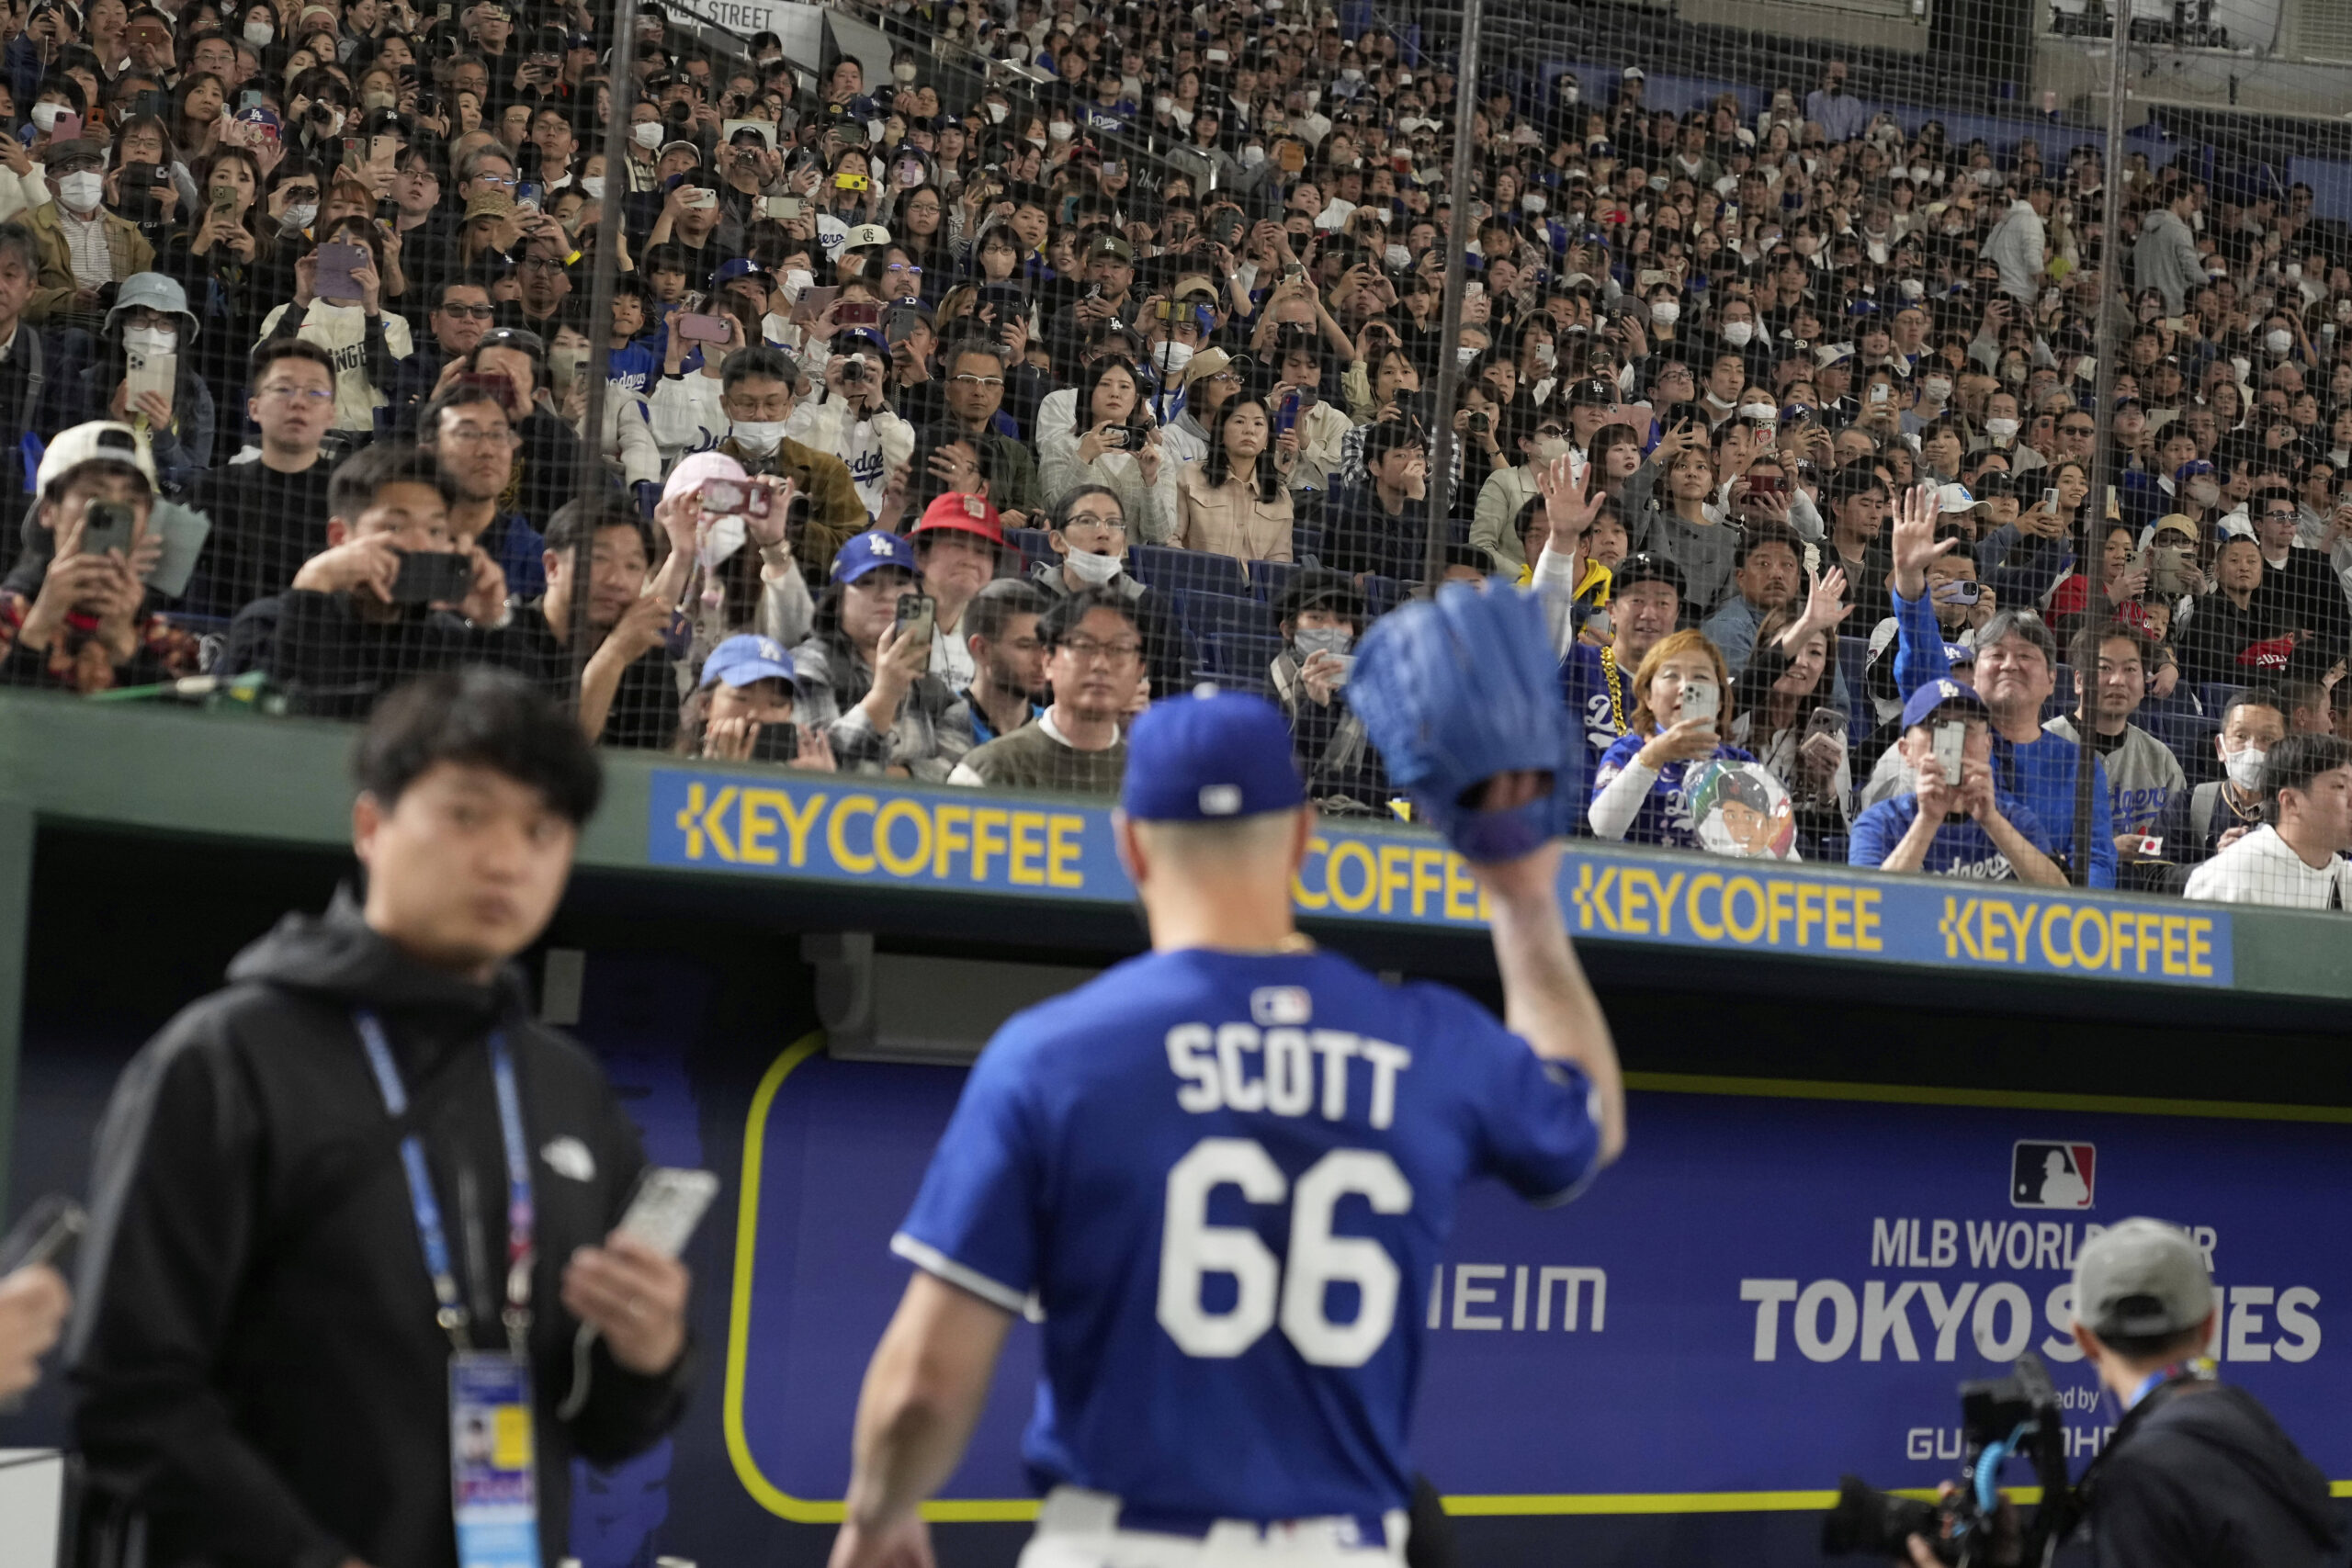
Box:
647;771;2233;987
726;1050;2345;1517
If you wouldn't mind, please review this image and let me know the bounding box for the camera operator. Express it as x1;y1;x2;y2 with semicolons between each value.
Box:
1905;1219;2339;1568
788;324;912;523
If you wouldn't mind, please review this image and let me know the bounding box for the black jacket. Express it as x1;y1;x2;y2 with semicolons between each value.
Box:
68;891;695;1568
2078;1379;2342;1568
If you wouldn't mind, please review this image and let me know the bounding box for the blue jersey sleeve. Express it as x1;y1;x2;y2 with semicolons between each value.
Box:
1891;581;1951;701
1424;987;1603;1204
2087;754;2118;888
1847;796;1913;867
892;1031;1046;1316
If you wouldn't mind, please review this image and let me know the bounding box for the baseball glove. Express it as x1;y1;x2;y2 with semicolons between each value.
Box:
1348;578;1580;863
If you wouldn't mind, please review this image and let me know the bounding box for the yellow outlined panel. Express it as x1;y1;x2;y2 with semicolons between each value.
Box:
721;1045;2350;1521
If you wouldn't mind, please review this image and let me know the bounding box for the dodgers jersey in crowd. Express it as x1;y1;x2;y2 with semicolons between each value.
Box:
893;944;1602;1522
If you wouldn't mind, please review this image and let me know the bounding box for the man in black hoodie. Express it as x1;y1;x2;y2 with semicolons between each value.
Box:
1905;1216;2340;1568
69;668;697;1568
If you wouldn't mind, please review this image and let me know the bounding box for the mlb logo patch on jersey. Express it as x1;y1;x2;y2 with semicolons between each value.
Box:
1250;987;1312;1026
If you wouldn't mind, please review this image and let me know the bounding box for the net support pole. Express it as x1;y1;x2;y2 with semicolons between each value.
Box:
567;14;648;712
1422;0;1484;593
2076;4;2132;884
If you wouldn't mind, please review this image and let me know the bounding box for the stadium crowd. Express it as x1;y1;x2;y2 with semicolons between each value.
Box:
0;0;2346;904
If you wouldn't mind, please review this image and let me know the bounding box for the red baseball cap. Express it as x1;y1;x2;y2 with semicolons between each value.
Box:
912;491;1004;545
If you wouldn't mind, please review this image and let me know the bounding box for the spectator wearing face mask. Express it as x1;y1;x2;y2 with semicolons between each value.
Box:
2154;686;2288;875
2184;732;2352;906
67;272;213;492
1269;569;1387;808
27;138;153;324
1026;477;1179;670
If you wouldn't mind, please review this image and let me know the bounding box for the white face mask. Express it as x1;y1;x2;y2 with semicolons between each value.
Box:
30;103;62;132
987;101;1010;123
1049;119;1074;141
2188;479;2221;508
1155;94;1174;114
1922;376;1951;401
731;419;787;455
1984;416;2019;440
2224;743;2267;791
243;17;273;44
1385;243;1410;270
781;266;816;302
1529;434;1569;464
704;513;747;565
1521;193;1546;214
579;175;605;200
1154;340;1193;375
1062;546;1124;583
1899;277;1925;300
1293;625;1351;659
1738;400;1776;423
2267;328;2292;355
58;171;106;213
1240;145;1266;166
282;200;319;231
1651;299;1680;326
122;322;177;355
1721;321;1753;347
364;90;397;111
893;62;918;83
1456;345;1478;367
632;120;664;149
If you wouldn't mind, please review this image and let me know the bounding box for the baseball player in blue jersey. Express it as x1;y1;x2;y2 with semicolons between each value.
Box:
827;682;1626;1568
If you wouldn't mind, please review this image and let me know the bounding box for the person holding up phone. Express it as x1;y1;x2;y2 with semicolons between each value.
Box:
0;421;199;691
1849;680;2066;883
1588;629;1756;849
789;528;973;779
257;217;411;434
1037;356;1173;543
71;271;215;491
225;443;515;716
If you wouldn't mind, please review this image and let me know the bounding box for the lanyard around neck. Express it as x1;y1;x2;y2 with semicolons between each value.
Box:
353;1009;536;1355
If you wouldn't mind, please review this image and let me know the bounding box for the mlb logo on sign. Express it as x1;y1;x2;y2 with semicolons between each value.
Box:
2011;1141;2095;1210
1250;987;1312;1026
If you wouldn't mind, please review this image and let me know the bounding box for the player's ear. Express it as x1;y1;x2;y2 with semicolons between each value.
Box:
1111;808;1147;887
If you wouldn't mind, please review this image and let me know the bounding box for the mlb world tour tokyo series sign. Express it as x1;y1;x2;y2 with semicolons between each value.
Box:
722;1046;2347;1518
647;771;2234;987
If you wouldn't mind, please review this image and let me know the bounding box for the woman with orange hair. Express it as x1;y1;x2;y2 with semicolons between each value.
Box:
1588;628;1756;847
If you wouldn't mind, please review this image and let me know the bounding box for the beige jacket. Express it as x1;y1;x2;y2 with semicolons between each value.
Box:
1175;462;1295;564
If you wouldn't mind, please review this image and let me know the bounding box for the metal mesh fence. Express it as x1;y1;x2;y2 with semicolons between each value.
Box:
0;0;2342;904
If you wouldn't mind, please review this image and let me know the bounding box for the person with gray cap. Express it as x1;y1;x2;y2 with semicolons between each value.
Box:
1905;1219;2339;1567
67;270;213;491
25;137;154;324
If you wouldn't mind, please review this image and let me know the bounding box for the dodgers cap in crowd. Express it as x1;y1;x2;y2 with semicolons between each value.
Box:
1900;678;1989;730
1121;687;1306;822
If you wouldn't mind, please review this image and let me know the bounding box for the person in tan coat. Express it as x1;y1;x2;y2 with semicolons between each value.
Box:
24;140;153;326
1173;393;1296;569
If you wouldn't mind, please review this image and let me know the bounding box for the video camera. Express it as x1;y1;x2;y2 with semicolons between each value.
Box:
1823;1352;2075;1565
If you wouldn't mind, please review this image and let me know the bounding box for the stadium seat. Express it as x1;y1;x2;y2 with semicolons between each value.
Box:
1200;632;1283;698
2198;682;2245;716
1250;561;1300;609
1363;575;1406;618
1178;590;1278;647
1126;544;1247;601
1004;527;1055;576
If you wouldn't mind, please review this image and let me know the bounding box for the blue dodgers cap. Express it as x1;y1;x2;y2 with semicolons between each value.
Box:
1901;677;1989;730
699;633;803;691
831;528;917;584
1121;687;1306;822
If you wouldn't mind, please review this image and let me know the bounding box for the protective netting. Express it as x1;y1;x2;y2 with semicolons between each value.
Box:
0;0;2343;902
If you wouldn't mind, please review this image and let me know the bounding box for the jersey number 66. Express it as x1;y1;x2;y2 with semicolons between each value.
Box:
1157;1137;1413;1367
